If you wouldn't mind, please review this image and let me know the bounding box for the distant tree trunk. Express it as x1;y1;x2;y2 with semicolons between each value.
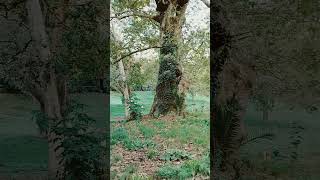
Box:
150;0;189;117
118;59;130;119
26;0;68;178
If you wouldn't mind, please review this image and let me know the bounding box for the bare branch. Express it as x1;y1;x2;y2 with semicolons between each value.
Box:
111;13;156;21
112;46;161;65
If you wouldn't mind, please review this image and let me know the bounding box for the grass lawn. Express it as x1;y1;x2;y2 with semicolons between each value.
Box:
238;103;320;179
0;93;107;177
110;91;210;179
1;91;319;179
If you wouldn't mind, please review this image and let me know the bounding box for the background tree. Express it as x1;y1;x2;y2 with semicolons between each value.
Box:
211;0;320;178
0;0;108;178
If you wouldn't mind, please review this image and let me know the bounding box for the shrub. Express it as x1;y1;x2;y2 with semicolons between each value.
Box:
31;110;48;137
147;149;159;160
160;149;191;161
156;164;180;179
52;100;106;179
128;94;144;121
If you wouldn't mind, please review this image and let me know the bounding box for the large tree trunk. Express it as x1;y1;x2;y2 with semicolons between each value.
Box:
42;76;66;179
215;62;254;179
150;0;189;117
211;1;255;178
26;0;68;178
210;1;231;177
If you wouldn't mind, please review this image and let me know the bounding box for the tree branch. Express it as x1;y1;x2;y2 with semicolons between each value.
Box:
112;46;161;65
111;13;157;21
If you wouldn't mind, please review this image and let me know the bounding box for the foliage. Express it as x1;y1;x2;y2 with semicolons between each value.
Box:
111;154;123;164
147;148;159;160
119;164;138;180
111;126;155;151
61;3;108;92
156;164;180;179
127;62;147;90
160;149;192;162
289;121;304;161
31;110;48;136
128;94;144;121
252;77;275;112
111;127;129;145
156;156;209;179
137;123;155;138
159;115;209;148
52;101;106;179
111;0;210;96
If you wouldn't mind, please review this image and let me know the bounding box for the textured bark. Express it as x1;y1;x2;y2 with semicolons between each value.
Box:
150;0;189;117
26;0;68;178
118;59;131;119
210;1;231;177
211;1;255;178
215;62;254;178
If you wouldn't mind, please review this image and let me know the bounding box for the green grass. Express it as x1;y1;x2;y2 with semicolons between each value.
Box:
110;91;210;179
110;91;209;118
0;93;107;174
239;103;320;179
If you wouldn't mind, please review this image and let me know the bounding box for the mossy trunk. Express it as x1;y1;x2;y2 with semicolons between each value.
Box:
150;0;189;117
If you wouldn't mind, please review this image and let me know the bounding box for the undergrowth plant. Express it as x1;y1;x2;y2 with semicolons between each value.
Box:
31;110;48;137
156;155;210;179
52;100;106;179
128;93;144;121
289;121;304;162
160;149;192;161
111;125;156;151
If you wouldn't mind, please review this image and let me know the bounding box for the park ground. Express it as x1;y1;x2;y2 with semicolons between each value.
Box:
0;92;319;179
110;91;210;179
0;93;107;179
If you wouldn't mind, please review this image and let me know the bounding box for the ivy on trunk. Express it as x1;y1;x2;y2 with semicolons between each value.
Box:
150;0;189;117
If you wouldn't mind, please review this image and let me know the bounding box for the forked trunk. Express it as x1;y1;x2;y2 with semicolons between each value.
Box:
26;0;68;178
150;0;189;117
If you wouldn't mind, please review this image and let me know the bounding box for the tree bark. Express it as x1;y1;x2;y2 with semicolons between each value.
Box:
215;62;254;179
150;0;189;117
210;1;254;178
210;1;231;178
26;0;68;178
118;59;131;119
